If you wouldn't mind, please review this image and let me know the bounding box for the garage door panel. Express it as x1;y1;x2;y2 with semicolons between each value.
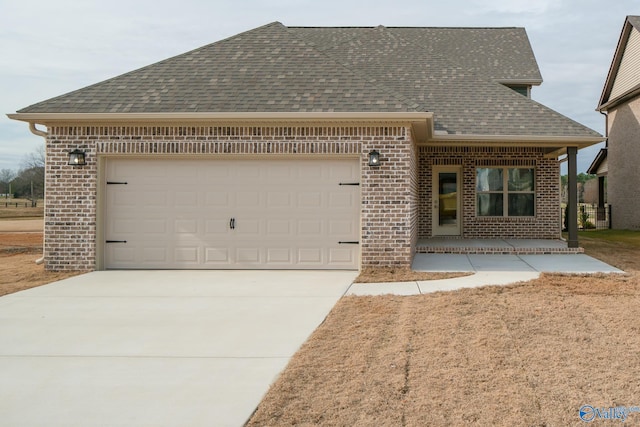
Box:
112;191;138;207
297;163;323;179
329;162;358;179
297;220;322;236
205;192;229;207
108;246;135;264
236;248;260;263
235;219;260;235
204;248;231;264
297;248;323;264
174;219;198;234
111;219;137;234
329;247;357;264
329;191;356;208
142;220;167;235
205;219;230;234
266;248;292;263
267;192;291;208
174;191;198;207
267;220;290;235
236;192;260;207
142;192;168;206
143;247;167;263
329;220;355;236
105;158;359;270
175;248;199;263
267;164;293;181
298;192;322;208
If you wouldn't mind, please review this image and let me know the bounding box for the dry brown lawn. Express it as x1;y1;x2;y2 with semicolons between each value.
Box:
248;231;640;426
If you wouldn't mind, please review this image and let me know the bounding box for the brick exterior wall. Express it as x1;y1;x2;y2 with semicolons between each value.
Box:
360;128;418;267
607;98;640;230
43;124;416;271
43;124;561;271
418;146;561;239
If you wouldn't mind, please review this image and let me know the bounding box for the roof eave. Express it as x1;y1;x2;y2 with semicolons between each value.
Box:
428;133;605;149
597;83;640;111
497;79;543;87
7;111;434;142
586;147;608;175
598;16;637;108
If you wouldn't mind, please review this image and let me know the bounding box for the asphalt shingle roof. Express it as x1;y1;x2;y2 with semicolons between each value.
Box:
18;22;600;138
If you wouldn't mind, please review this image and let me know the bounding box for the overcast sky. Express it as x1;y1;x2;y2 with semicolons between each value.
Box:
2;0;639;173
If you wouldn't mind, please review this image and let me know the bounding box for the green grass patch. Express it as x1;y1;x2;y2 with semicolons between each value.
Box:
577;229;640;248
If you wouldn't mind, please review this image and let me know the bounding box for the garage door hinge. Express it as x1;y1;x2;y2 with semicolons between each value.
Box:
338;241;359;244
107;181;128;185
339;182;360;186
106;240;127;244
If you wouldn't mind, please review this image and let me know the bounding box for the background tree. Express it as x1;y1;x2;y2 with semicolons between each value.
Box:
11;145;45;200
0;168;17;198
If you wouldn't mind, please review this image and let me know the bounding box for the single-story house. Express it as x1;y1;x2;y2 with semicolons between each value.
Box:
9;22;604;271
592;15;640;230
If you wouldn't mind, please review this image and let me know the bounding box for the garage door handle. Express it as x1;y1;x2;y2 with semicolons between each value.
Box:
230;218;235;230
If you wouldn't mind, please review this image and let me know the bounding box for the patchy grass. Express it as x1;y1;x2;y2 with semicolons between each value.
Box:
579;229;640;247
247;231;640;426
578;230;640;272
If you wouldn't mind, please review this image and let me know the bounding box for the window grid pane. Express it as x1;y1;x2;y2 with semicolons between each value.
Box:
476;167;535;217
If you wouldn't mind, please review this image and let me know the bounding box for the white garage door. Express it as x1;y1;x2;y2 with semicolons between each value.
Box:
104;158;360;269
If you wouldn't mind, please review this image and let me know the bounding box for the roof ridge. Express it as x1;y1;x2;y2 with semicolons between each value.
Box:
287;25;522;30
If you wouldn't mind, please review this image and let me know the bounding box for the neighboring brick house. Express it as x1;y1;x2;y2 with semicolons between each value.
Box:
9;22;603;271
592;16;640;230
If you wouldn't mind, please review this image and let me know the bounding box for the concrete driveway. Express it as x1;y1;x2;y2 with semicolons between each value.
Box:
0;270;356;427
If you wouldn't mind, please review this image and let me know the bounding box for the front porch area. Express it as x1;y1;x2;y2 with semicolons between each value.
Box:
416;238;584;255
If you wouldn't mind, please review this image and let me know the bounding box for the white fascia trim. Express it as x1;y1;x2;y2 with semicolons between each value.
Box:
428;134;605;148
7;111;433;123
496;79;542;86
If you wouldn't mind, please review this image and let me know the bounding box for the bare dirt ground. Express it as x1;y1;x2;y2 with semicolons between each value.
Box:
0;230;80;296
248;231;640;426
0;202;79;296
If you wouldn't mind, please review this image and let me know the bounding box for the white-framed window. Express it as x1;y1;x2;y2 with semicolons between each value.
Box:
476;167;535;217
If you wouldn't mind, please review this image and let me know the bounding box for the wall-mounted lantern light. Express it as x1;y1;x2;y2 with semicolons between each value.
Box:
68;149;86;166
368;150;380;167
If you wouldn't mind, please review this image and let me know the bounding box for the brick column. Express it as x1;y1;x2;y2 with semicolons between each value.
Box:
44;135;97;271
360;127;416;268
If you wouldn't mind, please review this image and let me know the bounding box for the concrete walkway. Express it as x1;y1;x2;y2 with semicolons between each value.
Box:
346;253;624;296
0;270;356;427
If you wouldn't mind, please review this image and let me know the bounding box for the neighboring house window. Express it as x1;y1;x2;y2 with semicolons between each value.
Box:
476;168;535;216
